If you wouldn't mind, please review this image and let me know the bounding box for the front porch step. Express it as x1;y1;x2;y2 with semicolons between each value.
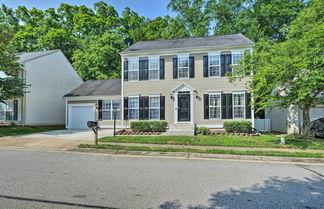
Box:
164;123;196;136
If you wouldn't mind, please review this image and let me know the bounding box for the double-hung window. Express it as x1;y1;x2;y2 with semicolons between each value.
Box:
232;53;244;75
209;94;221;119
128;59;139;81
233;93;245;119
149;96;160;120
128;97;139;120
0;101;14;121
178;57;189;79
209;55;221;77
149;58;159;80
102;100;121;120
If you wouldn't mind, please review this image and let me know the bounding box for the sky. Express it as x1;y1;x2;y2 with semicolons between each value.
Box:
0;0;174;19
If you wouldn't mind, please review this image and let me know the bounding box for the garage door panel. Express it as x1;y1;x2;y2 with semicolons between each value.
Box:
68;104;95;130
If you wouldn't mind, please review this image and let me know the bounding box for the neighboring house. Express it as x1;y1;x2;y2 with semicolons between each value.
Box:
64;80;121;130
266;105;324;134
0;50;83;125
64;33;255;133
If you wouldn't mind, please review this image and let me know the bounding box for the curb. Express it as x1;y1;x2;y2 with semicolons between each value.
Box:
70;148;324;164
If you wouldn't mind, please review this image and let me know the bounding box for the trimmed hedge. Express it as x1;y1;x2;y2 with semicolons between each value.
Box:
224;121;252;133
130;121;168;132
197;127;211;135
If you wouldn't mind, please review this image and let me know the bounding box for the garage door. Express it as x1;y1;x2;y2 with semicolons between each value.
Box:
68;104;95;130
310;107;324;121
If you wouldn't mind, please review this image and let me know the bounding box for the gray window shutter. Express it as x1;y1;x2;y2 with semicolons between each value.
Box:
160;96;165;120
204;94;209;119
226;94;233;119
139;96;144;120
226;54;232;75
123;97;128;120
13;100;18;121
245;93;251;119
143;59;148;80
173;57;178;79
124;61;128;81
221;94;227;119
189;56;195;78
221;55;226;77
160;58;165;80
203;56;208;77
143;96;149;120
98;100;103;121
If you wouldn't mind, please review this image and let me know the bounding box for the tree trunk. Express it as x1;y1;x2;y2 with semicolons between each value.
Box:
301;105;311;136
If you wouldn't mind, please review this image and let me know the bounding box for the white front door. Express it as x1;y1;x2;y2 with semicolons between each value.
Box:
68;104;95;130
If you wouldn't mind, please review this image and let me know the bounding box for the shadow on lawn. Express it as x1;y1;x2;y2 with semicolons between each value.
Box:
159;176;324;209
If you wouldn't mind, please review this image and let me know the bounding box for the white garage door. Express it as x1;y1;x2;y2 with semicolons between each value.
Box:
68;104;95;130
310;107;324;121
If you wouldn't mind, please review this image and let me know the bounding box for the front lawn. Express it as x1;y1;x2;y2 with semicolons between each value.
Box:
0;126;65;137
78;144;324;158
99;134;324;150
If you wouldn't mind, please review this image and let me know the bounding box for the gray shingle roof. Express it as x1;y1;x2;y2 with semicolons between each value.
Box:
120;33;254;55
19;50;60;63
64;79;121;97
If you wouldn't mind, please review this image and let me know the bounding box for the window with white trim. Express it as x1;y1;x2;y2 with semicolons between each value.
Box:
178;57;189;79
128;97;139;120
209;55;221;77
149;59;159;80
128;60;139;81
233;93;245;119
232;53;244;74
209;94;221;119
0;101;14;121
102;100;121;120
149;96;160;120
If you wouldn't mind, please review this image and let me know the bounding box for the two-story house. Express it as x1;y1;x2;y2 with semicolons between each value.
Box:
64;33;254;134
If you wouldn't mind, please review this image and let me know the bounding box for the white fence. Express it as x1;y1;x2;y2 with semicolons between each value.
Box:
254;119;271;132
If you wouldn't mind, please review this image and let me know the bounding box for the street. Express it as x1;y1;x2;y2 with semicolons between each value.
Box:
0;149;323;209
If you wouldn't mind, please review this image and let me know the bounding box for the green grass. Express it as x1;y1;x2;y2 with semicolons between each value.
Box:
99;134;324;150
78;144;324;158
0;126;65;137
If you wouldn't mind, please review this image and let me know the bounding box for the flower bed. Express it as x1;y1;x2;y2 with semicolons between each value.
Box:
116;129;162;136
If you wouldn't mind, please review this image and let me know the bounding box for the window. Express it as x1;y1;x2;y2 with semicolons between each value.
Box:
209;55;221;77
149;59;159;80
102;100;120;120
128;97;139;120
209;94;221;119
149;96;160;120
233;93;245;119
178;57;189;79
232;53;244;75
128;60;139;81
0;101;15;121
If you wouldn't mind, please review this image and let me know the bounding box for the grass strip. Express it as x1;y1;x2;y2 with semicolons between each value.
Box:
0;126;65;137
99;135;324;150
78;144;324;158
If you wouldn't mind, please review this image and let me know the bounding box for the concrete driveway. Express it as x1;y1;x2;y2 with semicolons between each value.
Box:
0;129;115;151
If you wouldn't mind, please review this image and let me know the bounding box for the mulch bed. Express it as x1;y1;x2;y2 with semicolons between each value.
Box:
116;130;163;136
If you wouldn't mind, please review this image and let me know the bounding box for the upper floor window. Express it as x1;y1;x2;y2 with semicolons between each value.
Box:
149;96;160;120
149;59;159;80
128;60;139;81
209;55;221;77
209;94;221;119
128;97;139;120
233;93;245;119
178;57;189;79
103;100;121;120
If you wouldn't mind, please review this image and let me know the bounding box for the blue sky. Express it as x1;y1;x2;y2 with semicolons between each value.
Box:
0;0;173;19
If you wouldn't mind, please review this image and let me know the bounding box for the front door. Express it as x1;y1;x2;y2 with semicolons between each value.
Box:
178;92;190;122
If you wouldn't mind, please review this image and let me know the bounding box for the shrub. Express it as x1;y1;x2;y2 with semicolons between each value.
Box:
223;121;252;133
130;121;168;132
197;127;211;135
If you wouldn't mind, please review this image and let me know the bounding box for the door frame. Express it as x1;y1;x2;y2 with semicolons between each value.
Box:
173;83;195;124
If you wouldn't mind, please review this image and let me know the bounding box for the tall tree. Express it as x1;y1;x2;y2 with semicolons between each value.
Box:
231;0;324;136
0;24;26;103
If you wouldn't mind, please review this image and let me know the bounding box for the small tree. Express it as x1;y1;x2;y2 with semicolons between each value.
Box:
0;23;26;103
231;0;324;136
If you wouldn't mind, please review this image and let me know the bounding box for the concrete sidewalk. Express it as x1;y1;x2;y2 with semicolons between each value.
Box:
102;142;324;154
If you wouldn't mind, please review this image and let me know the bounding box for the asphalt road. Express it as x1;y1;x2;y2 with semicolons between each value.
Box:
0;149;323;209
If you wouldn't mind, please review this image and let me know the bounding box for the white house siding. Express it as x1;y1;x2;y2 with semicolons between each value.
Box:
265;108;288;133
24;51;83;125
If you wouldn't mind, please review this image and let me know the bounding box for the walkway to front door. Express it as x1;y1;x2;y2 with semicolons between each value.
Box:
178;92;191;122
